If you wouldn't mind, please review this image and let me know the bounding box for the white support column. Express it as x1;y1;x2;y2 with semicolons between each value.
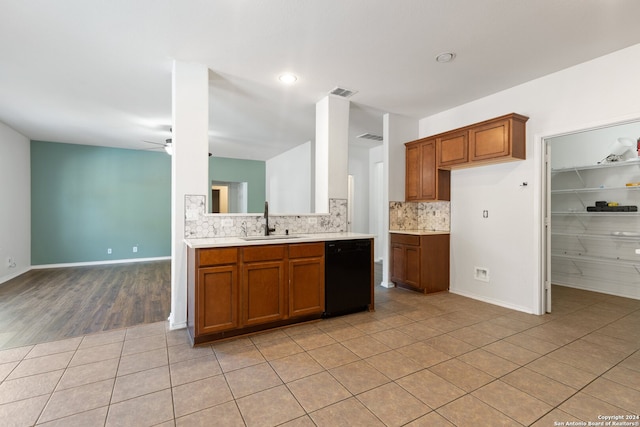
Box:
381;113;418;287
315;95;350;212
169;61;209;330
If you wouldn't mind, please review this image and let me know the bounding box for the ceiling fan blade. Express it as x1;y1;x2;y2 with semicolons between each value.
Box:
142;140;166;147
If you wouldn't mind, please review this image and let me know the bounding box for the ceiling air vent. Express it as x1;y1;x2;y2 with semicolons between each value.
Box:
357;133;383;142
329;87;358;98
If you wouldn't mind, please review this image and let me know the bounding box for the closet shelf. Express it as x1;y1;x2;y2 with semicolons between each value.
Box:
551;232;640;242
551;159;640;174
551;211;640;217
551;252;640;268
551;186;640;194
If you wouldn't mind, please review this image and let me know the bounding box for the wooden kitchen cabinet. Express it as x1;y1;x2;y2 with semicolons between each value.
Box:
390;233;450;294
242;245;287;326
288;242;325;317
188;247;239;339
468;114;527;164
405;113;527;202
187;241;327;345
405;138;451;202
437;130;468;167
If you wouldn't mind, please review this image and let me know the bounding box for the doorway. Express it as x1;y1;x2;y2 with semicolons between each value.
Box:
541;119;640;313
211;181;248;213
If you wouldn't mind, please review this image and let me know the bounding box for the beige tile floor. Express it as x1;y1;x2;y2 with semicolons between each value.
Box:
1;285;639;426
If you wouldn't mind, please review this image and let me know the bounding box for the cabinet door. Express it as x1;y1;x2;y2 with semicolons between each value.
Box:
197;265;239;334
404;246;421;288
390;243;421;288
390;244;406;283
406;143;421;201
469;118;510;161
419;140;437;200
242;260;286;326
437;131;468;167
289;257;324;317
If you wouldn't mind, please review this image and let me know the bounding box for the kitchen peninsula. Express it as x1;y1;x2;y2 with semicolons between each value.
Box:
185;232;374;345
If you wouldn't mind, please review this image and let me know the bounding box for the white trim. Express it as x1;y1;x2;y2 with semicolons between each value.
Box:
449;289;535;314
31;256;170;270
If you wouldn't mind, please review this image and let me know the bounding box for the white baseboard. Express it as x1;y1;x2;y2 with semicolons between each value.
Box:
449;288;536;315
31;256;171;270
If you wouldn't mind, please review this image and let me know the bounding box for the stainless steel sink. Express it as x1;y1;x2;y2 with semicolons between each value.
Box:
241;235;303;241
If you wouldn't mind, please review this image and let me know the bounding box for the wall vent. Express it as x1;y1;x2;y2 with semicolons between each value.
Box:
357;133;383;142
329;87;358;98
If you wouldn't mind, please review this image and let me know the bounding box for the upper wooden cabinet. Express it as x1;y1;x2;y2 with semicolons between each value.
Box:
437;130;468;167
405;138;450;202
405;113;527;201
435;113;529;169
468;114;527;163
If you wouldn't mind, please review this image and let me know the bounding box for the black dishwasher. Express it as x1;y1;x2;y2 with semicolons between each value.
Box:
324;239;372;317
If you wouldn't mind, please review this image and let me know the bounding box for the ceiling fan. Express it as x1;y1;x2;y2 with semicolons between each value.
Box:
143;138;173;155
143;138;212;156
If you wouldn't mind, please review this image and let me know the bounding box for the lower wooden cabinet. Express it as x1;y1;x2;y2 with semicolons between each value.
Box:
187;242;325;344
197;265;239;334
390;233;450;294
242;245;287;326
289;243;325;318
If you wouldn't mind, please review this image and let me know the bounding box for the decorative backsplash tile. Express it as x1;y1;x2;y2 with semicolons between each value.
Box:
184;195;348;238
389;201;450;231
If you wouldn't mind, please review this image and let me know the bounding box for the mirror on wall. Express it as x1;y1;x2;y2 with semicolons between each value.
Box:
208;142;314;215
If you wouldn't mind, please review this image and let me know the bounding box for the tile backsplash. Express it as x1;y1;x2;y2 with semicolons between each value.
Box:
389;201;450;232
185;195;348;238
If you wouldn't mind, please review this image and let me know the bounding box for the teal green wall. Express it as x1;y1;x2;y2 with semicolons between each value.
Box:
209;157;265;213
31;141;171;265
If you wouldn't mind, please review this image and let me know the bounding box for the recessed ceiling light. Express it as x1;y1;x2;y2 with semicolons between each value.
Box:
435;52;456;63
278;73;298;84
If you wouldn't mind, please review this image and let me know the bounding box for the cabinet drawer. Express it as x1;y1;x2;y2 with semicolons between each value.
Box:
198;248;238;267
390;233;420;246
243;245;286;262
289;242;324;259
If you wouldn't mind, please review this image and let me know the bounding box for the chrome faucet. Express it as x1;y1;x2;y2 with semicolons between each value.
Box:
264;201;275;236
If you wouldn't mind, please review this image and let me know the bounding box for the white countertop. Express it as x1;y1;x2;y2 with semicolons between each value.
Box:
390;230;450;235
184;232;376;249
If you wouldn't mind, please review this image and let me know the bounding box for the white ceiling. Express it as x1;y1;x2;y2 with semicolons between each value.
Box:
2;0;640;160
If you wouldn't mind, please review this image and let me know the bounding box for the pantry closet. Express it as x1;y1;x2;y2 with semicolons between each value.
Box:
546;121;640;302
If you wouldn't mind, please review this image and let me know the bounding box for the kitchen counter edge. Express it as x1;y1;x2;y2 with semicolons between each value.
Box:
390;230;450;236
184;232;376;249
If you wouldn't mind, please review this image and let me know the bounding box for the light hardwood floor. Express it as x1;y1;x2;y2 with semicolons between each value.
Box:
0;260;170;350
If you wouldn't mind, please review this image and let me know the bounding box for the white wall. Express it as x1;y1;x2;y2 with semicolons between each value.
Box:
266;141;312;214
417;43;640;314
0;121;30;284
348;144;371;233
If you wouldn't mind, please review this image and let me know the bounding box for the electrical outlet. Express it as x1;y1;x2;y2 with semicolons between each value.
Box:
133;246;138;253
107;248;112;254
221;219;233;227
307;217;317;224
6;257;16;268
474;267;490;282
